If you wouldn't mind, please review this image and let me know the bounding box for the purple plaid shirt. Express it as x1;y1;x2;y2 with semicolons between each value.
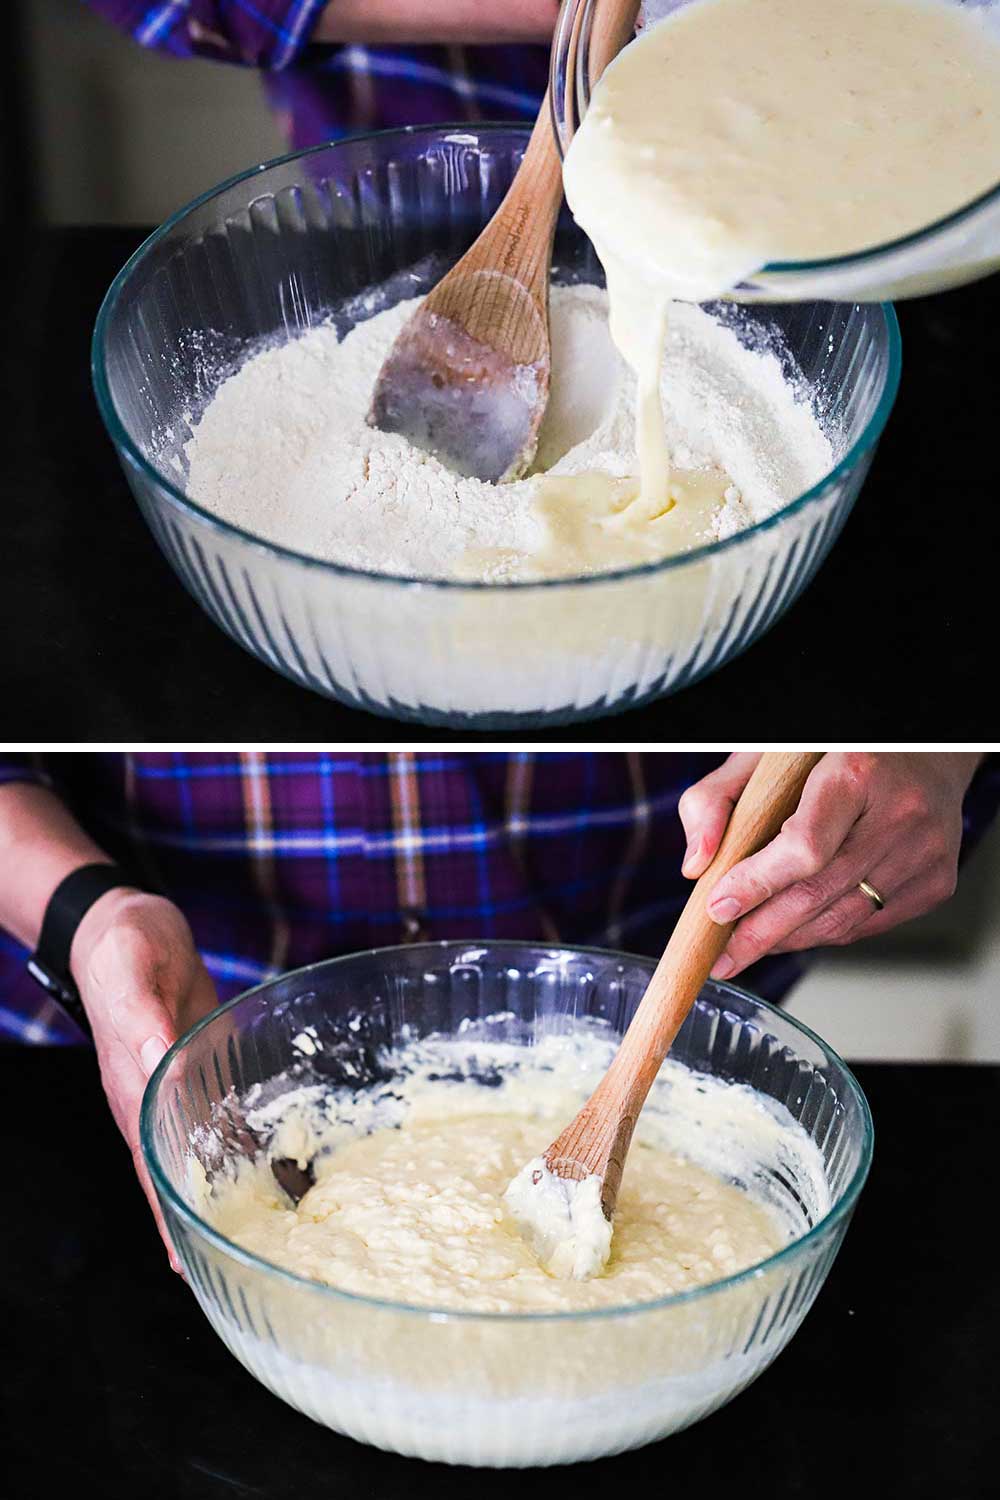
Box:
0;750;834;1044
86;2;549;151
3;752;999;1046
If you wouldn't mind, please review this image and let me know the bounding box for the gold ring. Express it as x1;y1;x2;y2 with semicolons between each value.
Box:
858;879;885;912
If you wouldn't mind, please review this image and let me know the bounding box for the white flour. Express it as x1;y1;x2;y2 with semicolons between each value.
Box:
184;283;832;582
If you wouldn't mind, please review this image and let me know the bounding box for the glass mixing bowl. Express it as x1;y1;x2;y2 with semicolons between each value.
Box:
552;0;1000;302
93;126;900;729
141;941;873;1467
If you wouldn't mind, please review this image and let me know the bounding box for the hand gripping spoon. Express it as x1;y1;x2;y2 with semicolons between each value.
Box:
504;751;823;1279
369;4;640;482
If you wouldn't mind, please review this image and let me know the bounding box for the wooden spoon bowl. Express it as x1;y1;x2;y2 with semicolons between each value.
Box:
369;2;641;483
369;101;562;483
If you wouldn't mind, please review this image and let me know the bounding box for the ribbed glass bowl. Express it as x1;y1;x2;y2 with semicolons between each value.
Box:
141;941;872;1467
93;126;900;729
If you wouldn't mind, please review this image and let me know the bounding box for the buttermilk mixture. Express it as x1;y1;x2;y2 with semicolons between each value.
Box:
565;0;1000;506
196;1032;828;1313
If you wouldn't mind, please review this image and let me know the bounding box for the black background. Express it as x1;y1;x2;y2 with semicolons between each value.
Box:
3;1047;996;1498
2;227;995;741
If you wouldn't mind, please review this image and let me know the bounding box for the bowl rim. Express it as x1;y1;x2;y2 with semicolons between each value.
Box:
91;121;902;593
760;162;1000;273
141;938;874;1324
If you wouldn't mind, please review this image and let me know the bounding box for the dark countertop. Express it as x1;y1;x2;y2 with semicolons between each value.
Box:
3;1045;997;1497
2;226;996;741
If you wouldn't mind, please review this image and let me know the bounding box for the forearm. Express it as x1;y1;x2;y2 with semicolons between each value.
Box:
0;786;220;1267
0;783;115;951
313;0;559;45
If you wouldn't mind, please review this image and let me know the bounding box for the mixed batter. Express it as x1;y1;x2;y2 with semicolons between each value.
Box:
198;1032;826;1314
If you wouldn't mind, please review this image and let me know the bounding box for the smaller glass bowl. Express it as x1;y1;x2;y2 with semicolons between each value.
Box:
142;941;873;1467
551;0;1000;302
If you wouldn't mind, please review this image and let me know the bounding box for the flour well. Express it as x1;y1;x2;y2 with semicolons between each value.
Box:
184;283;832;582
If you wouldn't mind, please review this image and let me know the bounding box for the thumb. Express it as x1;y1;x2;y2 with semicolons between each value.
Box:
97;930;180;1075
677;753;762;879
138;1031;170;1078
112;985;182;1264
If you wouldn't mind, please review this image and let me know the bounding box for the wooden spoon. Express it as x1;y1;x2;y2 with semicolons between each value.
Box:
368;3;640;483
368;99;563;484
507;751;823;1271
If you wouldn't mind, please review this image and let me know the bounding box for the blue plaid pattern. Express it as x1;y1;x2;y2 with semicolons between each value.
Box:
3;752;998;1046
106;1;329;68
0;752;741;1044
86;3;550;150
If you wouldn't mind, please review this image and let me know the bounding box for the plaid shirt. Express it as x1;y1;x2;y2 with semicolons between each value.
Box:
0;750;831;1044
86;2;549;150
3;752;999;1046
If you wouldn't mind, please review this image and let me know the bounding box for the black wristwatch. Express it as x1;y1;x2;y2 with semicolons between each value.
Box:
27;864;137;1037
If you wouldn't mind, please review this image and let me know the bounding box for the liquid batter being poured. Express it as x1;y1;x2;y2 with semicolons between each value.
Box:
563;0;1000;511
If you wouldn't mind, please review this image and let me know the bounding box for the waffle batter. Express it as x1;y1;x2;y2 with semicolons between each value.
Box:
199;1033;823;1314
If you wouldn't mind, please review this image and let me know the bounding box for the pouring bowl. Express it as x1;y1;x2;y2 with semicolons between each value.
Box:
551;0;1000;302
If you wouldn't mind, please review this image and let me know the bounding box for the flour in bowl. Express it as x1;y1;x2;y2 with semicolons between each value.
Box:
184;283;832;582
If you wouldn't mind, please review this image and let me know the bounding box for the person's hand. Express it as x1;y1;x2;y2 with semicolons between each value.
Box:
678;752;980;979
70;889;218;1270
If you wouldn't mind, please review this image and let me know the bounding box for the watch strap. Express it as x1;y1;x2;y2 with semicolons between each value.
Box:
27;864;137;1036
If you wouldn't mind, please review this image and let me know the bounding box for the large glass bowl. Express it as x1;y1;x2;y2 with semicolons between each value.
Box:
141;941;873;1467
552;0;1000;302
93;126;900;729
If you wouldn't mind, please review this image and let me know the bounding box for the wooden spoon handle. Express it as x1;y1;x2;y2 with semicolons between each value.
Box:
516;87;566;204
589;0;641;79
434;90;564;348
464;90;563;273
461;0;641;284
546;752;823;1203
612;752;824;1088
